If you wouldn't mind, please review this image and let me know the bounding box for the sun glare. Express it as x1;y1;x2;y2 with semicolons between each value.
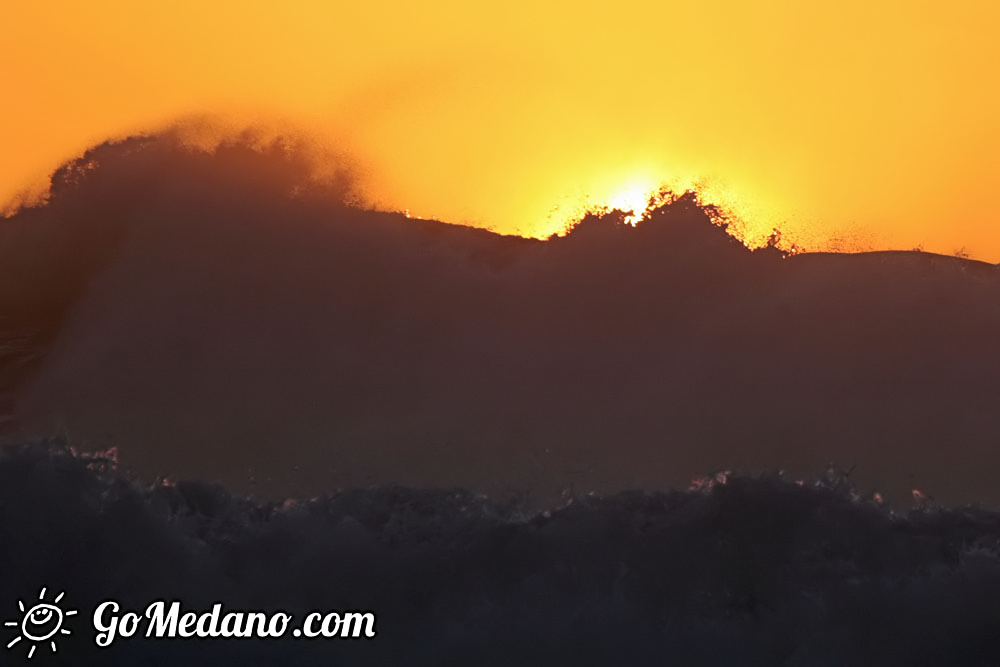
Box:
606;182;658;226
545;175;738;238
539;173;784;252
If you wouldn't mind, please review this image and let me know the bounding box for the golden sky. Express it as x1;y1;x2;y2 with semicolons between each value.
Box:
3;1;998;257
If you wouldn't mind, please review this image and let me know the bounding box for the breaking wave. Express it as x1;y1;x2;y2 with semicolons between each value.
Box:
3;131;1000;510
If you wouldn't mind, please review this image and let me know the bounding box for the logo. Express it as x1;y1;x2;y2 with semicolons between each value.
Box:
4;588;77;660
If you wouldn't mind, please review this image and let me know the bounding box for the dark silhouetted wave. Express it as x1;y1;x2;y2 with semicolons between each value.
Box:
2;132;1000;510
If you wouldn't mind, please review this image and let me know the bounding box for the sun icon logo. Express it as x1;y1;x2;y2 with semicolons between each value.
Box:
4;588;77;660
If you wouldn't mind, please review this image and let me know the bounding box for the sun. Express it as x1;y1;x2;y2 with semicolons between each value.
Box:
4;588;77;660
605;181;659;226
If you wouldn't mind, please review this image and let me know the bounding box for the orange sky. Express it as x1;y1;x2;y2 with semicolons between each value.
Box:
3;1;999;257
